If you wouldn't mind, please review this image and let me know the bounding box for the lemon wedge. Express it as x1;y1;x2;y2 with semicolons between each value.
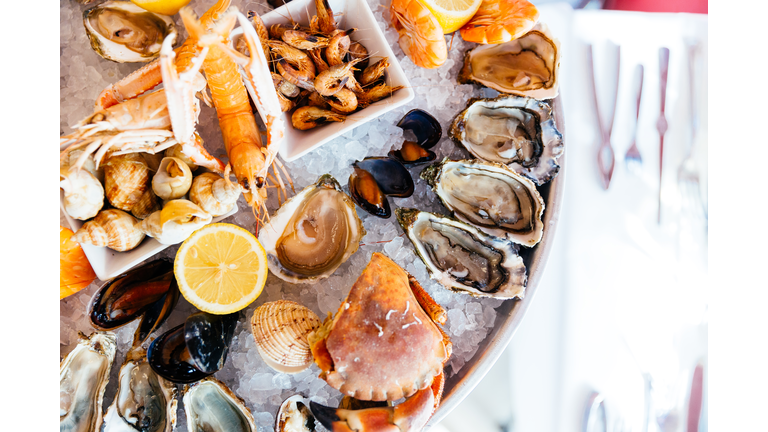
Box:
130;0;191;16
416;0;483;34
175;223;268;314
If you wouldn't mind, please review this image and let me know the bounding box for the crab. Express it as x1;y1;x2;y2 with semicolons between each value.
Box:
306;252;452;432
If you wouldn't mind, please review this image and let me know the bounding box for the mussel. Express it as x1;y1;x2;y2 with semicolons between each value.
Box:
348;157;414;218
147;312;238;384
89;259;179;346
389;109;441;166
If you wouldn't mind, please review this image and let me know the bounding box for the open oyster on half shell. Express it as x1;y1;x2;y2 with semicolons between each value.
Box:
421;159;545;247
83;1;175;63
258;175;365;284
449;95;563;185
458;23;560;100
397;208;527;299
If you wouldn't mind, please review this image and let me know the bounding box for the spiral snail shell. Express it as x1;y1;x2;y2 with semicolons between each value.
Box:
152;157;193;201
60;151;104;221
188;173;241;217
73;209;145;252
136;199;212;245
103;153;151;212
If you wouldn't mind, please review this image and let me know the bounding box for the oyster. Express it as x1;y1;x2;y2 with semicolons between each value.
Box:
421;159;545;247
251;301;321;374
182;377;256;431
103;348;177;432
396;208;527;299
458;23;560;100
60;332;117;432
449;95;563;185
83;1;175;63
258;175;365;284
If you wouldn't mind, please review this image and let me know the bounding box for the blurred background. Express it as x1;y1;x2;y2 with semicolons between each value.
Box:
434;1;707;431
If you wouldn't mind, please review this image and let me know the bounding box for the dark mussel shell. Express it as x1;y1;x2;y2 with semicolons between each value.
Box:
133;281;179;347
390;109;442;166
89;260;176;333
353;157;414;198
388;141;437;167
349;167;391;219
147;312;239;383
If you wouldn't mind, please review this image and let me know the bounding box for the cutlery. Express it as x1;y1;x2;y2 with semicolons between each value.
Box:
656;47;670;223
586;43;621;190
582;391;607;432
625;64;644;175
677;41;706;223
686;363;704;432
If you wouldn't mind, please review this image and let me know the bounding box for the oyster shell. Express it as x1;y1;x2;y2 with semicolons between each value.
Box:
152;157;193;201
458;23;560;100
421;159;545;247
182;377;256;431
60;332;117;432
103;348;177;432
449;95;563;185
251;301;321;374
396;208;527;299
83;1;175;63
136;199;212;245
74;209;146;252
258;174;365;284
103;153;151;212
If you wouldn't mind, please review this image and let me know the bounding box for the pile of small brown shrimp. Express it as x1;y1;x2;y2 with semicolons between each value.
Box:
240;0;403;131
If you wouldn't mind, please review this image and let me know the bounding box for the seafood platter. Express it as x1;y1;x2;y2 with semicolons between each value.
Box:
60;0;564;430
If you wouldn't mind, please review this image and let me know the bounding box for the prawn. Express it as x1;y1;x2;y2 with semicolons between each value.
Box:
459;0;539;44
291;106;346;130
314;59;361;96
390;0;447;69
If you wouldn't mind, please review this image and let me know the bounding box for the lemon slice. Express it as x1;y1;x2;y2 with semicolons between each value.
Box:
130;0;191;15
175;223;268;314
416;0;483;34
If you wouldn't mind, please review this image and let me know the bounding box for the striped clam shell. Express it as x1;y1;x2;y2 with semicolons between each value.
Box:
251;301;321;373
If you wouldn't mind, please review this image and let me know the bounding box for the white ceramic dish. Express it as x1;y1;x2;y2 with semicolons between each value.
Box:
60;193;238;281
234;0;415;161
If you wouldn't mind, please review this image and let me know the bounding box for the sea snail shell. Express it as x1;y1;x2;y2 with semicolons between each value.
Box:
136;199;212;245
60;160;105;221
73;209;145;252
189;173;241;217
152;157;193;201
103;153;151;212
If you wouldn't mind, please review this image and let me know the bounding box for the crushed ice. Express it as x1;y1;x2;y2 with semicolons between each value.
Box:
60;0;511;430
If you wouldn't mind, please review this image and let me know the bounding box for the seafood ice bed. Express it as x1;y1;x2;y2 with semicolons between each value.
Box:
60;0;509;430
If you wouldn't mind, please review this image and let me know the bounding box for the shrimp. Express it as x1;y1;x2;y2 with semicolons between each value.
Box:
314;59;361;96
292;106;346;130
315;0;337;34
459;0;539;44
308;48;330;73
390;0;447;69
347;42;369;69
325;88;358;113
325;30;352;66
360;58;390;86
270;40;317;90
282;30;330;50
358;83;404;108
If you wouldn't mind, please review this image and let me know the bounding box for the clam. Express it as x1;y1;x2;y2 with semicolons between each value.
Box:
136;199;212;245
458;23;560;100
276;395;316;432
396;208;527;299
89;259;179;346
83;1;175;63
103;153;151;212
421;159;545;247
189;172;241;217
152;157;193;201
449;95;563;185
348;157;414;218
74;209;146;252
147;312;238;384
389;109;441;167
103;348;177;432
258;175;365;284
182;377;256;431
251;301;321;374
60;153;105;221
60;332;117;432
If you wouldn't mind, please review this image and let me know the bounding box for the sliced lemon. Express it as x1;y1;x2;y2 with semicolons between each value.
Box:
130;0;192;16
175;223;268;314
416;0;483;34
60;226;97;300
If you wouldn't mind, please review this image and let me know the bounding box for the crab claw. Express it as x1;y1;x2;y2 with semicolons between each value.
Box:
310;373;444;432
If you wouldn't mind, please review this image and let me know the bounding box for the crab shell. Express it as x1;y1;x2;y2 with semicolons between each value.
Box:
309;253;450;401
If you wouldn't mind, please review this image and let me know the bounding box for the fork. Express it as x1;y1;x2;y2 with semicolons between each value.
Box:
677;41;707;223
586;43;621;190
625;64;645;175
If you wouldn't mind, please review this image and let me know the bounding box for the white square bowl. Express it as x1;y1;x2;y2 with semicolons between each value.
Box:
61;192;237;281
245;0;415;161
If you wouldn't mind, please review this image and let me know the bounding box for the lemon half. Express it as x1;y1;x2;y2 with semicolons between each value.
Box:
417;0;483;34
130;0;191;16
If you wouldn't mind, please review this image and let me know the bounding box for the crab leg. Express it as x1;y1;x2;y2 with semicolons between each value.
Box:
407;276;447;325
310;372;445;432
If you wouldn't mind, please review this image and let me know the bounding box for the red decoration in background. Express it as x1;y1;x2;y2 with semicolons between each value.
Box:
603;0;707;14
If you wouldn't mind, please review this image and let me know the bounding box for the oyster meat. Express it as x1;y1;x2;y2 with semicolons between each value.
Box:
449;95;563;185
421;159;545;247
83;1;175;63
458;23;560;100
103;349;177;432
60;332;117;432
397;208;527;299
258;175;365;284
183;378;256;432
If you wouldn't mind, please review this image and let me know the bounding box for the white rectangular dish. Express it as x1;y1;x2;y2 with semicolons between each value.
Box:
250;0;415;161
